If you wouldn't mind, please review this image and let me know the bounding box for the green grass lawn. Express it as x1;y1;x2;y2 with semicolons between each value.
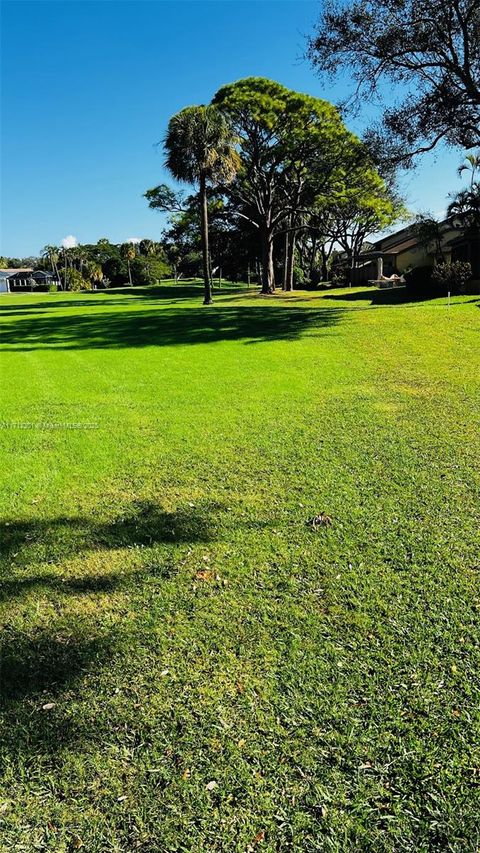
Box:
1;282;479;852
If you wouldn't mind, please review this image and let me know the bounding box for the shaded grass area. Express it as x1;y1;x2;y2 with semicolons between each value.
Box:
0;303;343;351
1;283;479;851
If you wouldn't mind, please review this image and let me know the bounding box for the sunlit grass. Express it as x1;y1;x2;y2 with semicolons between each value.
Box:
1;283;479;851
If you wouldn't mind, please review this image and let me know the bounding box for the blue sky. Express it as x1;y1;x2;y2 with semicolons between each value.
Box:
0;0;467;257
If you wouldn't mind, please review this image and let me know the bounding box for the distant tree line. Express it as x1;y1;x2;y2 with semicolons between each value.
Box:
1;239;172;291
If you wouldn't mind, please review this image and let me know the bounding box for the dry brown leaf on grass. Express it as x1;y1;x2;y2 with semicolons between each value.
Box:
307;512;332;530
247;830;265;849
196;569;214;581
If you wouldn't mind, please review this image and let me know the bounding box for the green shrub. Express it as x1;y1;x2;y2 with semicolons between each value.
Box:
404;265;434;296
431;261;472;294
293;265;305;286
48;283;58;293
62;269;92;292
330;269;348;288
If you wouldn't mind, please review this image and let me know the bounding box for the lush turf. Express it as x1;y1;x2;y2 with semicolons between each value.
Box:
1;282;479;852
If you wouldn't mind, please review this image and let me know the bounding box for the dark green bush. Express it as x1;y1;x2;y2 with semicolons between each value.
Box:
431;261;472;294
404;265;434;296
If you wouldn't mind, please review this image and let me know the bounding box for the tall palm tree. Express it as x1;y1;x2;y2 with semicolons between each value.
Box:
41;245;61;288
458;152;480;189
120;243;136;286
448;182;480;230
84;260;103;287
164;104;238;305
139;238;157;256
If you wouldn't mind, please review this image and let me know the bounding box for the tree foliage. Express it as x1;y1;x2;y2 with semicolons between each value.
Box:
447;182;480;229
62;267;91;292
413;215;448;262
212;77;370;292
308;0;480;157
431;260;472;292
316;166;404;269
161;104;239;304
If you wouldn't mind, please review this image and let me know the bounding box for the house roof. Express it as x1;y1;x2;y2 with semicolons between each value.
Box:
384;236;419;255
0;268;33;275
7;269;55;280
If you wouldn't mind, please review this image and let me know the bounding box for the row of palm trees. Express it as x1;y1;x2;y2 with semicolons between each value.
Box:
40;238;161;290
41;244;102;288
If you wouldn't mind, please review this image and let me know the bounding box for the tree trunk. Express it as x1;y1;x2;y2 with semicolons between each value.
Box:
127;260;133;286
261;227;275;294
282;231;289;290
285;229;296;291
52;259;62;289
200;172;212;305
309;235;318;283
321;244;328;282
349;251;356;287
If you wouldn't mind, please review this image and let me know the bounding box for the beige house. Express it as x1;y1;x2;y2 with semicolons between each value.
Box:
352;220;459;285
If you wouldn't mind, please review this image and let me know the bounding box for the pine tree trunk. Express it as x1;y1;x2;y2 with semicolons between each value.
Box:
200;172;212;305
285;229;296;291
261;226;275;294
282;231;289;291
310;235;318;283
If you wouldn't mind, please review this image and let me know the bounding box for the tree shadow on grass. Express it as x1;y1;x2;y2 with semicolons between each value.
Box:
0;303;344;351
0;622;119;761
327;287;418;305
0;497;220;758
0;284;210;314
0;499;222;571
0;570;128;603
0;498;227;761
1;624;115;703
327;287;480;306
